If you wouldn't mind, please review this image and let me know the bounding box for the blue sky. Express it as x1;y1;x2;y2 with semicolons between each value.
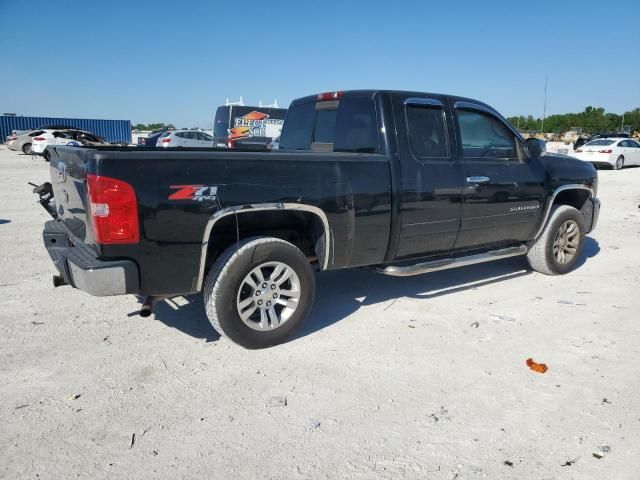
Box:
1;0;638;128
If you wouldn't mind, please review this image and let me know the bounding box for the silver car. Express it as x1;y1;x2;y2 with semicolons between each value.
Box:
157;129;213;148
7;130;44;154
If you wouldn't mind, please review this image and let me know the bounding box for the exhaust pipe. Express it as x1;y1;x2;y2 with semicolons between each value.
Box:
52;275;68;287
139;296;164;317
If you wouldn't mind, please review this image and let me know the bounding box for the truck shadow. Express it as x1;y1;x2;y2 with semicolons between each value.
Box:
149;237;599;344
299;237;600;339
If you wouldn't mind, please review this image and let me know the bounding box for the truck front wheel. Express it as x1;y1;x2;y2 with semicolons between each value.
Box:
526;205;586;275
203;237;315;349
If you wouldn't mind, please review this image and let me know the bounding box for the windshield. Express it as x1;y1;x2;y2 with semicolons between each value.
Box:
585;140;614;146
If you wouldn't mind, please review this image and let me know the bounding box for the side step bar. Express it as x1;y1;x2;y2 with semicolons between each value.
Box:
380;245;528;277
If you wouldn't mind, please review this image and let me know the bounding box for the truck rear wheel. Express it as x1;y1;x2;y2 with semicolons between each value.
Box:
203;237;315;349
526;205;585;275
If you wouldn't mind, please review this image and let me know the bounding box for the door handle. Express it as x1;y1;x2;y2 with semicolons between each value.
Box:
466;176;490;184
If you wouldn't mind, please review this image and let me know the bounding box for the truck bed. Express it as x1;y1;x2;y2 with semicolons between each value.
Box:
47;145;392;295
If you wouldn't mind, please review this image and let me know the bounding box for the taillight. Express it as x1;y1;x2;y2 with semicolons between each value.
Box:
598;149;612;154
227;139;235;148
161;138;171;144
86;174;139;244
316;91;343;101
33;137;46;141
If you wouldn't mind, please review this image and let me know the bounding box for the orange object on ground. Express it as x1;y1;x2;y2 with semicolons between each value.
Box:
526;358;548;373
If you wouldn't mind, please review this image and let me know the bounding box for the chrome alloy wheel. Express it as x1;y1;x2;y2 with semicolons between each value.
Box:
553;220;579;264
236;261;301;331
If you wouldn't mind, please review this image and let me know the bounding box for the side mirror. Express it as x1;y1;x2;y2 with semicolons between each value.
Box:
526;138;546;157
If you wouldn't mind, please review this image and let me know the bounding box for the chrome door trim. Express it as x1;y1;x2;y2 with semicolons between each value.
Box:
197;203;331;290
404;97;444;108
533;184;594;240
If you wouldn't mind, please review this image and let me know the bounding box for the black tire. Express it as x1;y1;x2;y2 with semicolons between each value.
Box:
21;143;32;155
203;237;315;349
526;205;586;275
43;149;50;162
614;156;624;170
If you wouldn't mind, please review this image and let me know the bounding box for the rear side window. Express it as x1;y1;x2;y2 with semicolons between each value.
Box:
457;110;518;160
279;98;378;153
406;105;448;158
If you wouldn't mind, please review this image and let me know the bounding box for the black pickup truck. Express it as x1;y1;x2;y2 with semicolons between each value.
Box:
37;90;600;348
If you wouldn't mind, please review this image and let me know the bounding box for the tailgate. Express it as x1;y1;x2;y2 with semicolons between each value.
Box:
48;147;95;243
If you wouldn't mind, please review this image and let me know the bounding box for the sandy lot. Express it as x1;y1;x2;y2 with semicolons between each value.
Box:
1;146;639;479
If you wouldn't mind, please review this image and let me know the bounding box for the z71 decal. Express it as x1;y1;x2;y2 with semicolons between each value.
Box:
169;185;218;202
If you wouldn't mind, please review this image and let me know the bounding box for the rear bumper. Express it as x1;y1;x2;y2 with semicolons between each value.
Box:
31;143;46;154
43;220;139;296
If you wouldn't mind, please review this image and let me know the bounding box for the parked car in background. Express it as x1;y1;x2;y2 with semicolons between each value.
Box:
157;129;213;148
7;130;45;154
574;132;630;150
573;138;640;169
32;129;110;160
142;129;171;147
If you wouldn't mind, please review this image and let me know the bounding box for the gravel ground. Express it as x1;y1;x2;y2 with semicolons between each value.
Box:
1;146;639;479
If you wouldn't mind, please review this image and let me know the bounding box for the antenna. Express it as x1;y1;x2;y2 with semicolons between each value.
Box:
541;75;548;133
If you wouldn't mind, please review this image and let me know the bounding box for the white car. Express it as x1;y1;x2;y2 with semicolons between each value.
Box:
31;129;109;160
573;138;640;170
31;130;79;159
157;130;213;148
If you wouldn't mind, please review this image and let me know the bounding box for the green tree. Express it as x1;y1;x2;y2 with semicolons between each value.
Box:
509;106;640;134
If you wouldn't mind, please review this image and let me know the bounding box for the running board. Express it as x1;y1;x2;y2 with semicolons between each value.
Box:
380;245;528;277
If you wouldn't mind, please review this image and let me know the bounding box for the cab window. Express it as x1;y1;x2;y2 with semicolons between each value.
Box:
457;110;519;161
405;105;448;159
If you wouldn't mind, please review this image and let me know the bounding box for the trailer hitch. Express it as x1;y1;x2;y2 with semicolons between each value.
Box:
29;181;57;219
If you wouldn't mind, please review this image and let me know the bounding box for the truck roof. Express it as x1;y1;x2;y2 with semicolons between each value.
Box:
291;89;497;112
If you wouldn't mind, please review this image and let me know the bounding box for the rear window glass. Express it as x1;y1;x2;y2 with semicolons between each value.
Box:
313;109;337;143
406;105;448;158
585;139;614;146
279;98;378;153
279;102;316;150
